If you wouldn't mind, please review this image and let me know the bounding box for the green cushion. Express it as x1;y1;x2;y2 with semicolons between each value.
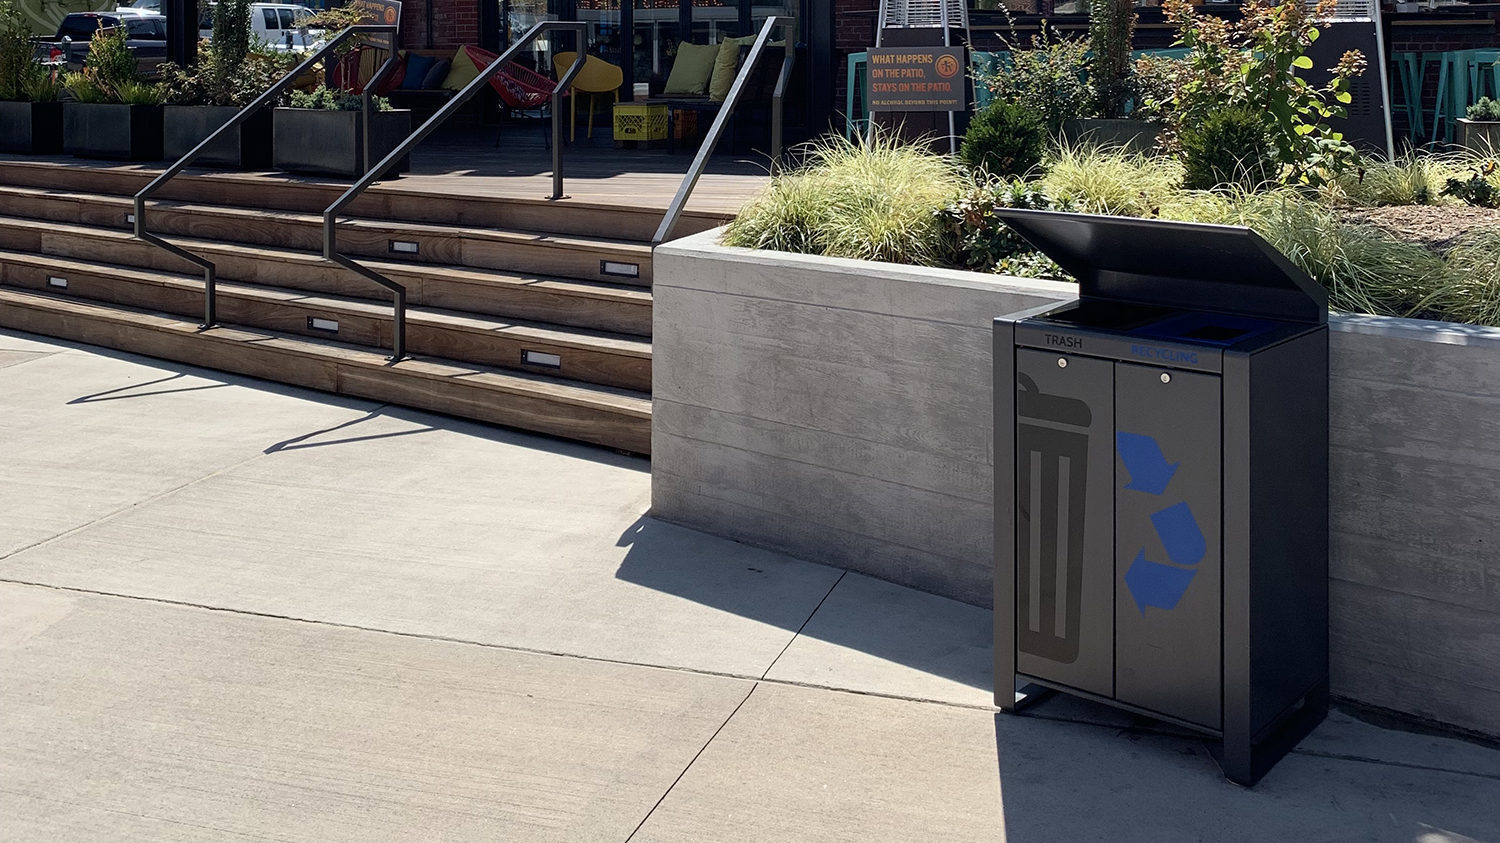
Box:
663;42;719;96
441;47;482;91
709;36;756;102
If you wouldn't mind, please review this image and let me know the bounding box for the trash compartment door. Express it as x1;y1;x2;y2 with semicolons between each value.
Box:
1015;349;1115;698
1114;362;1222;729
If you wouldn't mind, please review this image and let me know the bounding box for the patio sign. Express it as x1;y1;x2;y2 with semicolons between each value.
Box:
351;0;402;50
865;47;966;112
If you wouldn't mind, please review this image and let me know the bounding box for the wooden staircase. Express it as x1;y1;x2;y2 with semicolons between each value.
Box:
0;158;722;454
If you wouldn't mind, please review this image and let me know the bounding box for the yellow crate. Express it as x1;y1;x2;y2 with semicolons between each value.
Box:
613;103;670;142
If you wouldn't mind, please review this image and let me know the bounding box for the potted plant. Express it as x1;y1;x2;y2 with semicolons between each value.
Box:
1456;97;1500;154
158;0;293;167
60;26;164;160
0;0;63;153
272;83;410;178
1063;0;1159;151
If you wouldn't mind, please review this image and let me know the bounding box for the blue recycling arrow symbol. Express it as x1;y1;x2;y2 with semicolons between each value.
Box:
1116;432;1178;495
1119;433;1206;615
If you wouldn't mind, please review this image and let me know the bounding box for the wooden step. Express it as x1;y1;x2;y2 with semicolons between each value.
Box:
0;215;653;336
0;184;655;285
0;157;730;241
1;251;652;391
0;286;652;454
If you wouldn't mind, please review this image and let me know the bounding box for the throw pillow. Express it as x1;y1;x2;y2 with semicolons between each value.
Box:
421;58;451;90
662;42;719;96
442;47;483;91
708;36;755;102
401;53;437;89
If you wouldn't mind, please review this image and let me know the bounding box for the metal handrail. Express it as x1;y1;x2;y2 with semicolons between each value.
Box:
322;22;588;363
652;17;794;246
132;26;399;331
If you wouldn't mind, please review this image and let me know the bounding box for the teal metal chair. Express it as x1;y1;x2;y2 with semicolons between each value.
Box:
1432;50;1500;143
970;50;1011;112
1390;51;1425;145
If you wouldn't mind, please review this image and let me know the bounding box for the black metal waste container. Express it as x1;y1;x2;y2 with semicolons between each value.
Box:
992;210;1330;787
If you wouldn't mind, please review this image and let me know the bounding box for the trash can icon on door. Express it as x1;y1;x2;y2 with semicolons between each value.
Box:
1013;350;1116;699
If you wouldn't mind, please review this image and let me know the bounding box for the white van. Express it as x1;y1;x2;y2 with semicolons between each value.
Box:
120;1;323;52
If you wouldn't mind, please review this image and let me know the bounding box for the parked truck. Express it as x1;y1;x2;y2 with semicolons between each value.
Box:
33;11;168;77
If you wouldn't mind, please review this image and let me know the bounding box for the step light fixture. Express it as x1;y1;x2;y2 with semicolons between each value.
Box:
48;276;68;289
522;350;561;368
600;261;639;278
389;240;419;255
307;317;339;333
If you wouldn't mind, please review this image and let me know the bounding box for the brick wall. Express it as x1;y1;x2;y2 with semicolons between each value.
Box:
397;0;481;50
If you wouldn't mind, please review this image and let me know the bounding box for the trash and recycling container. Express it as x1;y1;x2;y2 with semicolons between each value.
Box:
992;210;1330;786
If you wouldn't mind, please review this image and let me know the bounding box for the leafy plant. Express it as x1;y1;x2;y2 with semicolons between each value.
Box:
82;24;138;94
981;28;1091;131
1440;160;1500;208
287;83;390;111
114;79;163;105
61;71;108;103
937;179;1073;271
1039;143;1193;218
158;42;295;107
1180;106;1275;190
213;0;252;74
23;68;58;101
723;132;968;265
0;0;35;101
1467;96;1500;121
1089;0;1136;119
961;100;1047;178
1158;0;1367;186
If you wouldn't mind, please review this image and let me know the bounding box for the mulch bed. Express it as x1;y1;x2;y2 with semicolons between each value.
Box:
1341;205;1500;251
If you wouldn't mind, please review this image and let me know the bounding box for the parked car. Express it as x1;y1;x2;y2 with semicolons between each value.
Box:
33;12;169;78
120;0;323;52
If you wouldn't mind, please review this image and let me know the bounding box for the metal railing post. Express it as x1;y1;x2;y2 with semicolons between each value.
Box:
132;26;399;330
322;22;588;362
652;17;794;245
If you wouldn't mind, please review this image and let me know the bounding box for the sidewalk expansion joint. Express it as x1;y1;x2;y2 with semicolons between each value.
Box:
623;684;758;842
759;568;847;681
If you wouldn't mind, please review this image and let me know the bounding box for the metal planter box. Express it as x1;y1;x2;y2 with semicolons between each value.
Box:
272;108;412;179
164;105;274;169
63;103;164;161
993;210;1329;787
1456;118;1500;154
0;101;64;154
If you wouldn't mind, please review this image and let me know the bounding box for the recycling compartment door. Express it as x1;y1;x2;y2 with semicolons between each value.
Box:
1014;349;1114;699
1114;362;1222;730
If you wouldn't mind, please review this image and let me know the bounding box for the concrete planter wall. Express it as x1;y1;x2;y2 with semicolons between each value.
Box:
164;105;273;169
1455;118;1500;154
0;101;64;154
1060;118;1159;154
63;103;164;161
653;229;1500;739
272;108;412;179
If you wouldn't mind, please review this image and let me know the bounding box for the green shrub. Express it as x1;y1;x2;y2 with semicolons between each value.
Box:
1179;107;1275;190
723;132;967;265
937;180;1072;270
61;71;108;103
115;80;163;105
1467;97;1500;121
287;84;391;111
1440;161;1500;208
1039;144;1189;217
1089;0;1136;119
1160;0;1366;186
213;0;252;74
960;101;1047;178
981;29;1091;131
1435;230;1500;326
83;25;138;93
0;0;32;101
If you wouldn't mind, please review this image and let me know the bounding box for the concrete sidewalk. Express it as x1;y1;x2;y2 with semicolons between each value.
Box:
1;328;1496;842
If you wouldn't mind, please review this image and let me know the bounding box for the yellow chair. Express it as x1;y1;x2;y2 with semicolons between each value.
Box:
553;52;623;142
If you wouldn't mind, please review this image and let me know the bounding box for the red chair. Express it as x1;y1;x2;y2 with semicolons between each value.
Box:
460;46;560;149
